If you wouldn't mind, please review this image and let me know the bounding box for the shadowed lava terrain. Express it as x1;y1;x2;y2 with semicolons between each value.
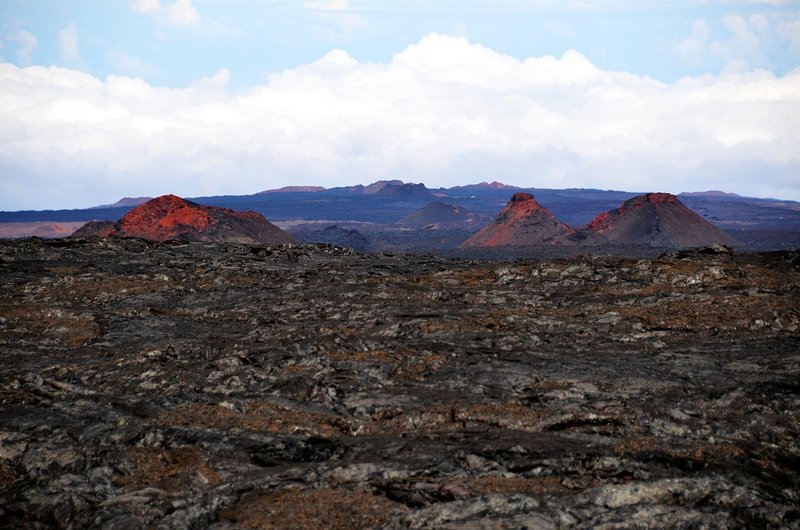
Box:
1;238;799;528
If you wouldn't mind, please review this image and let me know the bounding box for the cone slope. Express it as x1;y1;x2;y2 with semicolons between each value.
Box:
579;193;737;247
74;195;297;245
460;192;737;249
459;193;573;248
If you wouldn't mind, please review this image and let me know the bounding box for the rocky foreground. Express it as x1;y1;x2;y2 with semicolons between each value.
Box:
1;238;798;529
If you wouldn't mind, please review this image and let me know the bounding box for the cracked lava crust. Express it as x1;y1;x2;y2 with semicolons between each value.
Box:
0;238;798;528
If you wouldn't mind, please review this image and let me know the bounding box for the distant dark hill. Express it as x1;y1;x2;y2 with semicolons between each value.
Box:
71;221;116;238
678;193;800;250
447;181;520;192
363;180;405;194
334;180;405;195
0;222;88;239
91;197;152;209
397;202;487;228
373;183;434;201
73;195;296;245
459;193;573;248
579;193;738;248
257;186;326;194
293;224;371;252
679;190;743;199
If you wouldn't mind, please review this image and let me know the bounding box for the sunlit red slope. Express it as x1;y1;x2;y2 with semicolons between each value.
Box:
579;193;737;247
458;193;573;248
73;195;297;245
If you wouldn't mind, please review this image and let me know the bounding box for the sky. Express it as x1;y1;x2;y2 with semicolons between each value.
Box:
0;1;799;210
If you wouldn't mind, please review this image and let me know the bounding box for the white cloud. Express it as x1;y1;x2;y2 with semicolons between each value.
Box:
130;0;201;28
58;24;81;63
304;0;350;10
778;16;800;54
8;30;37;65
723;14;760;48
673;20;711;67
749;14;770;33
107;50;157;77
166;0;200;27
1;33;799;210
544;20;577;39
673;14;792;72
191;68;231;89
131;0;161;14
302;0;368;37
716;14;778;73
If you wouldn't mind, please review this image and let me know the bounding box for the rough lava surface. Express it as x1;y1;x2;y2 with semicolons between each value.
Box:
459;193;574;248
72;195;297;246
1;237;797;528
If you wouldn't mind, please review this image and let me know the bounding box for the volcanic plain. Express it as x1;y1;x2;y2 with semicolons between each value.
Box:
1;237;799;528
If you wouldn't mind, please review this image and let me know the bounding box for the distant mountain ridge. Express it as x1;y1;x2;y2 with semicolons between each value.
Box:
373;183;435;200
257;186;326;194
331;181;434;200
679;190;743;198
336;180;406;194
448;181;521;192
4;180;799;251
91;197;153;209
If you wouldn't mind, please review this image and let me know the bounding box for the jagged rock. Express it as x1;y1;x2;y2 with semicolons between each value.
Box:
298;225;372;252
0;237;797;528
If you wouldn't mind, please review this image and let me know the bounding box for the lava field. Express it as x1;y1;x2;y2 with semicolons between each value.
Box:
0;238;798;528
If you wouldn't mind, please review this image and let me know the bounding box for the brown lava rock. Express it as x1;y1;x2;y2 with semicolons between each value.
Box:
0;238;798;528
221;488;406;530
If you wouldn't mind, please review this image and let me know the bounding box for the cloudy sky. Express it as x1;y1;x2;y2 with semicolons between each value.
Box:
1;1;799;210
